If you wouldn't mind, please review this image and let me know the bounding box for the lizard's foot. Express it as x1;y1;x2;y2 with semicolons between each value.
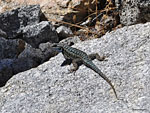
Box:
96;55;106;61
67;59;80;75
89;53;107;61
67;68;77;75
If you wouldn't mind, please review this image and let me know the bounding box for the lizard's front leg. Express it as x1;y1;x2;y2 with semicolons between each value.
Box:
88;53;106;61
61;59;72;66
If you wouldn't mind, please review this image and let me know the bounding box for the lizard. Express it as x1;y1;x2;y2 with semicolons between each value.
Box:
52;43;118;99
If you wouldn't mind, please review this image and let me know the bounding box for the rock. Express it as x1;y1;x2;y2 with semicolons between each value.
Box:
137;0;150;22
0;41;56;87
0;22;150;112
0;5;45;87
18;42;56;64
115;0;122;8
0;58;38;87
0;29;7;38
59;36;81;46
120;0;150;25
0;5;59;87
0;5;41;39
0;59;13;87
56;26;73;39
11;57;38;74
21;21;59;48
18;43;43;63
18;41;58;65
39;42;57;62
0;37;25;59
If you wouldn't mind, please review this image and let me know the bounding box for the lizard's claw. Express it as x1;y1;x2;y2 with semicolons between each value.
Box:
67;69;77;76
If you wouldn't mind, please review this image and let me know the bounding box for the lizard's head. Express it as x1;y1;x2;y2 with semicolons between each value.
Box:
51;43;64;53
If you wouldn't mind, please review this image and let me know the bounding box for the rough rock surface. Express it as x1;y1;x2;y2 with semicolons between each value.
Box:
59;36;81;46
0;22;150;113
120;0;150;25
0;58;38;87
0;59;13;87
0;5;59;87
0;29;7;38
0;37;25;59
0;41;56;87
0;5;41;39
18;42;56;64
21;21;59;48
56;26;73;39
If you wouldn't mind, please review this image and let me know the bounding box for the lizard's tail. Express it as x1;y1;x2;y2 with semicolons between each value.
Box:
97;69;118;99
85;61;118;99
